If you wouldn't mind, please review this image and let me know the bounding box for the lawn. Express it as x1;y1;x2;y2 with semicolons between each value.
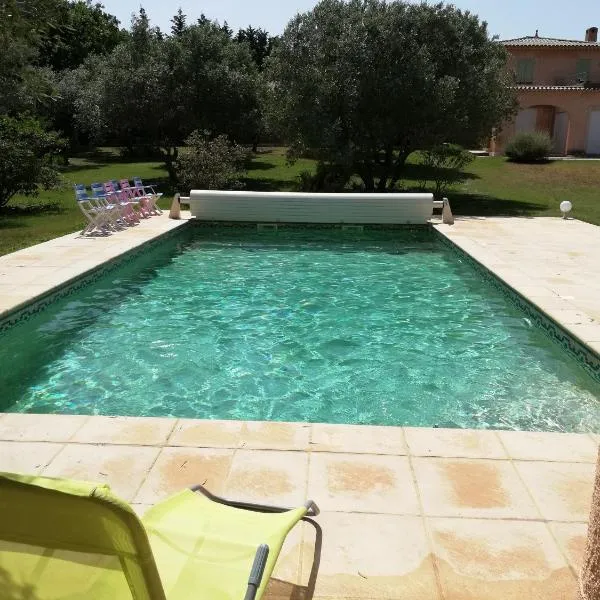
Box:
1;147;599;257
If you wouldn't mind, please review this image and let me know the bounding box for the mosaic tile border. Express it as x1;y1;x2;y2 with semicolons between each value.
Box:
0;224;191;335
2;220;599;386
434;229;600;384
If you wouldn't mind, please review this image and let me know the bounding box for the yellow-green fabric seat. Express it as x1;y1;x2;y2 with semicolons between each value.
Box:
0;472;309;600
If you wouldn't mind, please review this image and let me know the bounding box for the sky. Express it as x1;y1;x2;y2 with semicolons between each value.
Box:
100;0;600;41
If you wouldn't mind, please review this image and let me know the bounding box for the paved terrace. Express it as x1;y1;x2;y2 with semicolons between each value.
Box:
435;216;600;355
1;215;600;598
0;213;191;319
0;414;596;599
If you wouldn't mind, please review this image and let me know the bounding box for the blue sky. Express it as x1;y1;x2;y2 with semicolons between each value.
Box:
100;0;599;41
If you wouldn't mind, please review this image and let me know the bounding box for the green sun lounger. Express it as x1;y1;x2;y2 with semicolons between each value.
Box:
0;472;319;600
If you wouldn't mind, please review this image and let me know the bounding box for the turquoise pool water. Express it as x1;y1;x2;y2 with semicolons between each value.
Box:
1;226;599;432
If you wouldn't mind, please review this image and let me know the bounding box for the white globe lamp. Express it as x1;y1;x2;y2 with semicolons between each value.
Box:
560;201;572;220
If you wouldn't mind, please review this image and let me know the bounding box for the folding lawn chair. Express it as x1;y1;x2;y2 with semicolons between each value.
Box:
74;185;112;236
119;179;153;218
0;472;318;600
133;177;163;214
90;182;129;229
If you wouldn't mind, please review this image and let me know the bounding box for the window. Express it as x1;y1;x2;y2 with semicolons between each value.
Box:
516;58;535;83
576;58;591;82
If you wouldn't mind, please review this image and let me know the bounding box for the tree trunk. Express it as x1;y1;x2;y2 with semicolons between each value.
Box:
388;149;411;191
358;167;375;192
580;447;600;599
162;146;179;184
376;146;394;192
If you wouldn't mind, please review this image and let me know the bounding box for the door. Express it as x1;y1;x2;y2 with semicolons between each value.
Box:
552;112;568;155
515;108;537;133
586;110;600;155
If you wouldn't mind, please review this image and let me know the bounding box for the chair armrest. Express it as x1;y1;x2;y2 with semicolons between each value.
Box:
243;544;269;600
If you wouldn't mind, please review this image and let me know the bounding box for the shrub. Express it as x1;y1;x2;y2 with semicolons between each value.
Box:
505;131;552;162
418;144;474;199
297;162;350;192
0;116;65;208
175;132;249;190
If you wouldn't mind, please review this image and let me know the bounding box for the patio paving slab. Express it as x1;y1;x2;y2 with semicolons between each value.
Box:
308;452;420;514
310;423;407;455
498;430;597;463
514;461;595;522
412;457;541;519
0;441;64;473
0;413;89;442
0;414;598;599
428;517;577;600
133;446;234;504
303;512;440;599
404;427;507;459
42;443;159;501
71;415;177;446
224;449;309;506
434;217;600;350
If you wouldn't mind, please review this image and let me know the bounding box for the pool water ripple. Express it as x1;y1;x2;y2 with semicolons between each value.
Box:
1;228;599;432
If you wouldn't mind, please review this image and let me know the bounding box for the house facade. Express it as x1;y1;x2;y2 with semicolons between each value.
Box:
492;27;600;155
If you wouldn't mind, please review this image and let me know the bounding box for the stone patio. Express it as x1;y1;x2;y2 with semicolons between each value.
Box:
435;216;600;355
0;212;191;319
0;413;595;599
1;215;600;598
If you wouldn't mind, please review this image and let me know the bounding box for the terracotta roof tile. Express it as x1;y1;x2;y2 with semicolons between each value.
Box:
502;36;600;48
513;84;600;91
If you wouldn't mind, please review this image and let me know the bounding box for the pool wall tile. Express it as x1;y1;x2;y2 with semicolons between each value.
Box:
0;220;190;335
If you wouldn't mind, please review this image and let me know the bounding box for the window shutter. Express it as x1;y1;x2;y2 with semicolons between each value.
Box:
516;58;535;83
576;58;591;82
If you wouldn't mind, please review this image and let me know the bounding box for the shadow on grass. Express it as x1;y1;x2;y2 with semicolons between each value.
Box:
242;177;300;192
0;202;64;217
61;162;108;174
401;163;481;183
448;191;546;217
244;159;278;172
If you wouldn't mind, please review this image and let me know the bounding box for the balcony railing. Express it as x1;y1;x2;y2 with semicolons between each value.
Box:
553;73;600;87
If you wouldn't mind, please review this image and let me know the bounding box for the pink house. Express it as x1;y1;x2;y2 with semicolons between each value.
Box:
492;27;600;155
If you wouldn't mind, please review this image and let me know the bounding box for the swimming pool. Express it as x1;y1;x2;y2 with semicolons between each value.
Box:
1;226;599;432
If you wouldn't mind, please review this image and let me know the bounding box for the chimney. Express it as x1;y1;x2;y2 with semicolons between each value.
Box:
586;27;598;42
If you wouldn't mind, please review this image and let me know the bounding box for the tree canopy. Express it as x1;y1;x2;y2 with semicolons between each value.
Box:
71;11;261;180
265;0;516;191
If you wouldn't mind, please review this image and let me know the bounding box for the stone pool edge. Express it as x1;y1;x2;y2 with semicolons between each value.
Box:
0;215;191;333
433;221;600;383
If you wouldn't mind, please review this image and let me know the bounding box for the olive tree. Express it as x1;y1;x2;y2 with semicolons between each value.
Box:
0;116;64;207
265;0;516;191
73;12;260;182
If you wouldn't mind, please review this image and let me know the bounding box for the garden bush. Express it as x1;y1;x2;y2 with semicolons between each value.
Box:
176;131;249;190
505;131;552;162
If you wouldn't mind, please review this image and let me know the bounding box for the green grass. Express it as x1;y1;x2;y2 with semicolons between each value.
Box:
1;146;599;257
